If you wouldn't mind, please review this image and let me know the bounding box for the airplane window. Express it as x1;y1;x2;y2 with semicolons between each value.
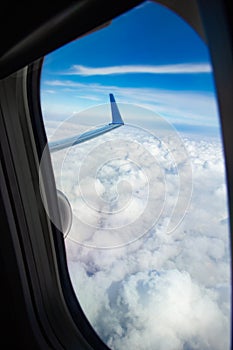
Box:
40;1;231;349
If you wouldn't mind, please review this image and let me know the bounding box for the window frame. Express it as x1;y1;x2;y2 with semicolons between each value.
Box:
0;0;232;349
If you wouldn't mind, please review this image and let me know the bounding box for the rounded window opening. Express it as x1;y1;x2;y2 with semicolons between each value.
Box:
40;1;231;349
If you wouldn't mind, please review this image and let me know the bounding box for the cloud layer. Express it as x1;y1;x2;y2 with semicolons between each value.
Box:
46;119;230;350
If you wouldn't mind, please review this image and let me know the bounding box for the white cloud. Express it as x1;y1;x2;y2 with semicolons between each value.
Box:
64;63;212;76
43;120;231;349
96;270;229;350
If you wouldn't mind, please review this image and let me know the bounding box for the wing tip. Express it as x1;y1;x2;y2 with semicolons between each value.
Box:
109;93;124;125
110;93;115;101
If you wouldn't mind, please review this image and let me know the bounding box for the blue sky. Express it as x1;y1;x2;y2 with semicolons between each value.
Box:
41;1;220;136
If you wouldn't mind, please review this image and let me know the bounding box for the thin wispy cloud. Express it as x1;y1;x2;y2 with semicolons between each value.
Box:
43;89;56;94
43;79;218;128
64;63;212;76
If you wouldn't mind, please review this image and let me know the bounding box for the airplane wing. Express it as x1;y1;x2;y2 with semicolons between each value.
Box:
49;93;124;153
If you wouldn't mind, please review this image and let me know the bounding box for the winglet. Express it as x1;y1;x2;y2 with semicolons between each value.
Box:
109;93;124;125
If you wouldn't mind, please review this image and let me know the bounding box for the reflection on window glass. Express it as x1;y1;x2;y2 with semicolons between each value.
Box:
40;1;231;349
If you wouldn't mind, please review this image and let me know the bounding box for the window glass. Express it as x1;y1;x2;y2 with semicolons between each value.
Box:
40;1;231;349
